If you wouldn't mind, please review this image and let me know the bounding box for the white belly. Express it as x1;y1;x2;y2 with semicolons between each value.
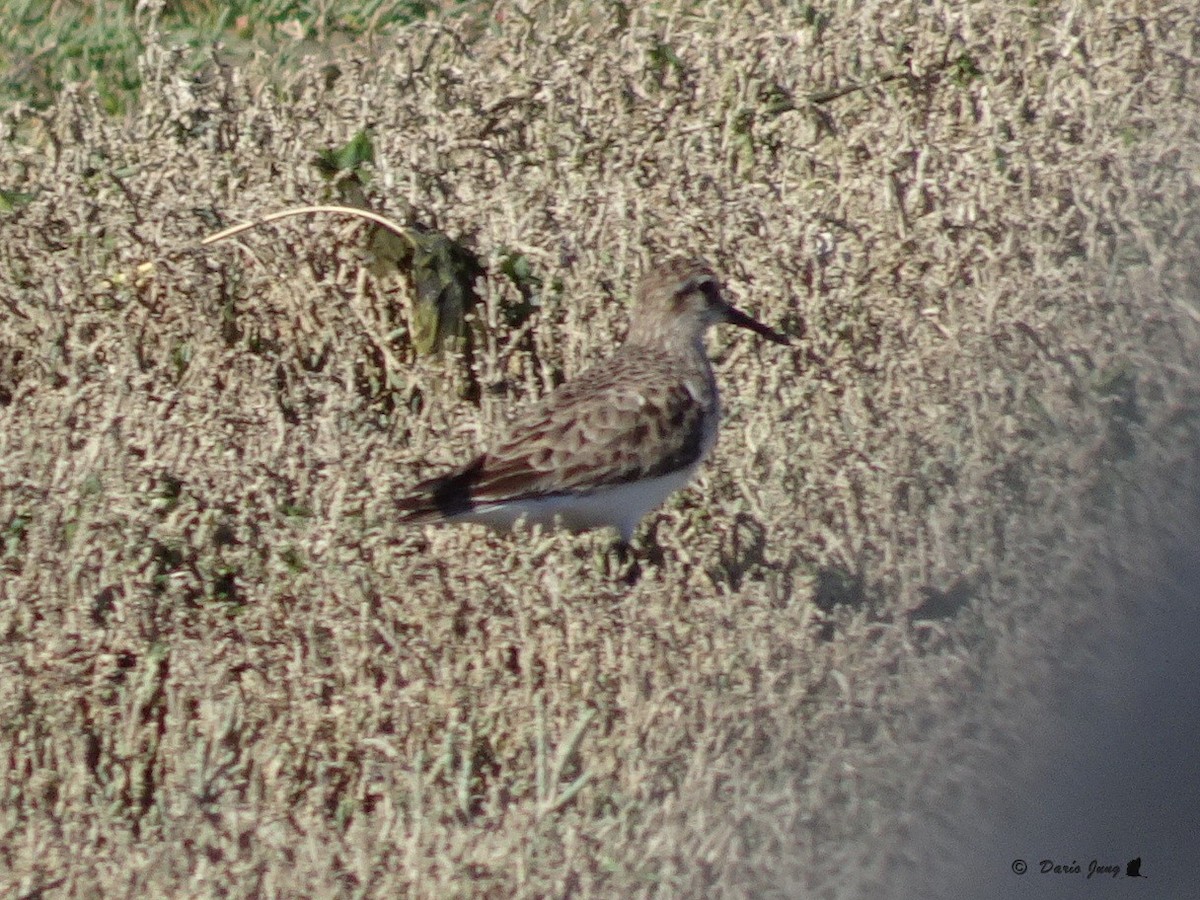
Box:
455;466;699;543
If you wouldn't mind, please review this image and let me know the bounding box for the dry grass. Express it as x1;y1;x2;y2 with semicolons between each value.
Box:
3;1;1199;897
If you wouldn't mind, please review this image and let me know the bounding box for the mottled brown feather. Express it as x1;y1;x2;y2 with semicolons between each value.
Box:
395;344;714;522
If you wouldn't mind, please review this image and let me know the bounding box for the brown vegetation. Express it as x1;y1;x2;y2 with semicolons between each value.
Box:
2;1;1199;896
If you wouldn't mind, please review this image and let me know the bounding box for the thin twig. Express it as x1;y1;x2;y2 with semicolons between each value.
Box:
199;204;414;247
808;69;909;106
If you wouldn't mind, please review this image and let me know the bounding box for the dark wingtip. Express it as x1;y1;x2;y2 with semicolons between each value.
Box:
397;457;485;522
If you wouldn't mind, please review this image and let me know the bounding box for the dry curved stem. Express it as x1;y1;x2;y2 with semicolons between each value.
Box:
199;204;415;248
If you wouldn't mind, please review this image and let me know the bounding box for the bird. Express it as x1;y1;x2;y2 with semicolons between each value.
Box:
395;256;789;548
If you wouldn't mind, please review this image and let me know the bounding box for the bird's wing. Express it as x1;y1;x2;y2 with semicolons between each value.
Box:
396;353;711;520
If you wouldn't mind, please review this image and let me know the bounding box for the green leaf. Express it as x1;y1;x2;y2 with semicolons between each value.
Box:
0;189;34;212
313;129;376;180
406;229;484;355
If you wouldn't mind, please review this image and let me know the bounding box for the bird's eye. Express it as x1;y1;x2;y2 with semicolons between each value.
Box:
696;278;723;307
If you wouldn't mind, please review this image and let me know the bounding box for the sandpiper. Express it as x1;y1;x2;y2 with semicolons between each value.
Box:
396;257;789;545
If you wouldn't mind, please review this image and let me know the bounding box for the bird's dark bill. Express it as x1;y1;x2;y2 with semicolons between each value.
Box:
725;304;789;344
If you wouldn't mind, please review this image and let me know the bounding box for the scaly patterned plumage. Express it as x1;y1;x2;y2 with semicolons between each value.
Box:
396;257;788;543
